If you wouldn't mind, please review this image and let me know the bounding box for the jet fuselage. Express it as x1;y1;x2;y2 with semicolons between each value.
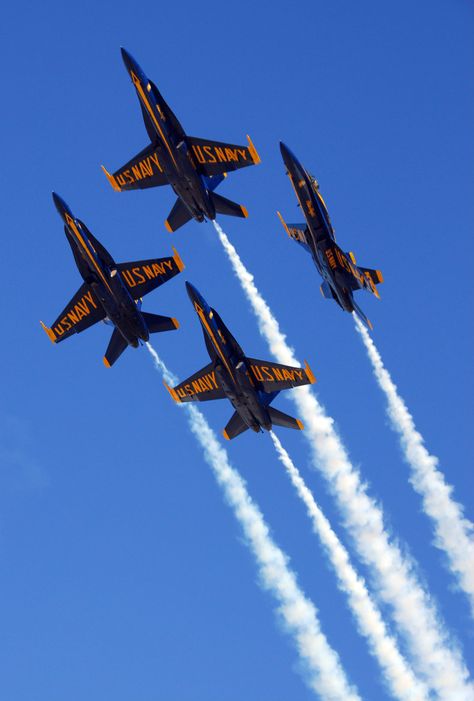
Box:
280;143;375;313
53;193;148;347
187;282;271;433
121;49;215;223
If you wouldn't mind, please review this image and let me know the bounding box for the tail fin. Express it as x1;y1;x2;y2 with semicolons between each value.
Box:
165;198;193;232
142;312;179;334
360;267;384;299
223;411;250;440
204;174;227;192
360;267;384;286
103;329;128;367
210;191;248;220
352;302;373;331
268;406;304;432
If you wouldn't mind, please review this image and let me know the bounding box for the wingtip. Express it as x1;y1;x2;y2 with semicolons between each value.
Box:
304;360;317;385
103;356;111;368
296;419;304;431
276;210;291;237
164;380;180;403
165;219;173;233
101;165;121;192
171;317;180;330
222;429;231;441
172;246;185;272
246;135;261;165
240;204;249;218
40;321;56;344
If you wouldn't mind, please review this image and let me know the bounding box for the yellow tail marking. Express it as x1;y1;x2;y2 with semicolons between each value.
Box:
246;135;261;165
172;247;185;272
376;270;384;283
164;381;180;403
40;321;56;344
277;210;291;237
101;165;121;192
304;361;317;385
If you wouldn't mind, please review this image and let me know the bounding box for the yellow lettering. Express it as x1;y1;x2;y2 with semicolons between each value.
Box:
203;146;217;163
215;147;226;162
142;265;154;280
225;148;237;162
133;267;146;284
192;145;205;164
237;149;247;160
83;290;98;309
131;165;142;181
272;368;283;381
262;366;274;382
152;263;165;276
251;365;264;382
149;151;163;172
67;309;79;325
140;160;153;178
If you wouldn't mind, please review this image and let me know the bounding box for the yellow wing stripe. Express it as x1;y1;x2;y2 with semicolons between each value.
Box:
304;361;317;385
40;321;56;344
172;247;185;272
246;135;261;165
277;210;291;237
164;381;180;403
101;165;121;192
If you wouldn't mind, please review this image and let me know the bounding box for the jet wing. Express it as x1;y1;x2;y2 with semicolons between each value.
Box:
165;362;226;403
246;358;316;393
277;212;311;253
116;248;184;300
187;135;260;176
41;283;105;344
102;143;168;192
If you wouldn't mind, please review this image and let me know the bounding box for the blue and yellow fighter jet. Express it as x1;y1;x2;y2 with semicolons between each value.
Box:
165;283;316;440
102;48;261;232
278;142;383;329
40;193;184;367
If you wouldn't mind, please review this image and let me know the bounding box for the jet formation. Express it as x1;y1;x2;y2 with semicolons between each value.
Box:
102;48;260;232
278;142;383;330
165;283;316;439
41;48;384;439
41;193;183;367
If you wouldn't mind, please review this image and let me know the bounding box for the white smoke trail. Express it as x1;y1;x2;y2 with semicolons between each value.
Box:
145;342;361;701
213;221;474;701
354;315;474;617
270;432;430;701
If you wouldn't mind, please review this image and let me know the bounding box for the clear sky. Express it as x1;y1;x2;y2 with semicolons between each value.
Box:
1;1;473;699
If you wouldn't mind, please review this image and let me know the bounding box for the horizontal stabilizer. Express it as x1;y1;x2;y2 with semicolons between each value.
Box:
360;267;384;296
141;312;179;334
246;357;316;392
210;191;248;219
352;302;373;331
103;328;128;367
165;197;193;232
188;134;260;177
102;142;168;192
268;407;304;432
223;411;250;441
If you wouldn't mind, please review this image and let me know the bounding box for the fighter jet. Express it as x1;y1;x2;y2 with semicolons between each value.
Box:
41;193;184;367
278;142;383;329
165;282;316;440
102;48;261;232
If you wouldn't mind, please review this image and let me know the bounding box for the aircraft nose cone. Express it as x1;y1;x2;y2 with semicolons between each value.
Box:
52;191;72;219
120;47;141;77
279;141;295;165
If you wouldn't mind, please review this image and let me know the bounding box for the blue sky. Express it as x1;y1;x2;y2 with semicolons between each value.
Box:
1;1;473;699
